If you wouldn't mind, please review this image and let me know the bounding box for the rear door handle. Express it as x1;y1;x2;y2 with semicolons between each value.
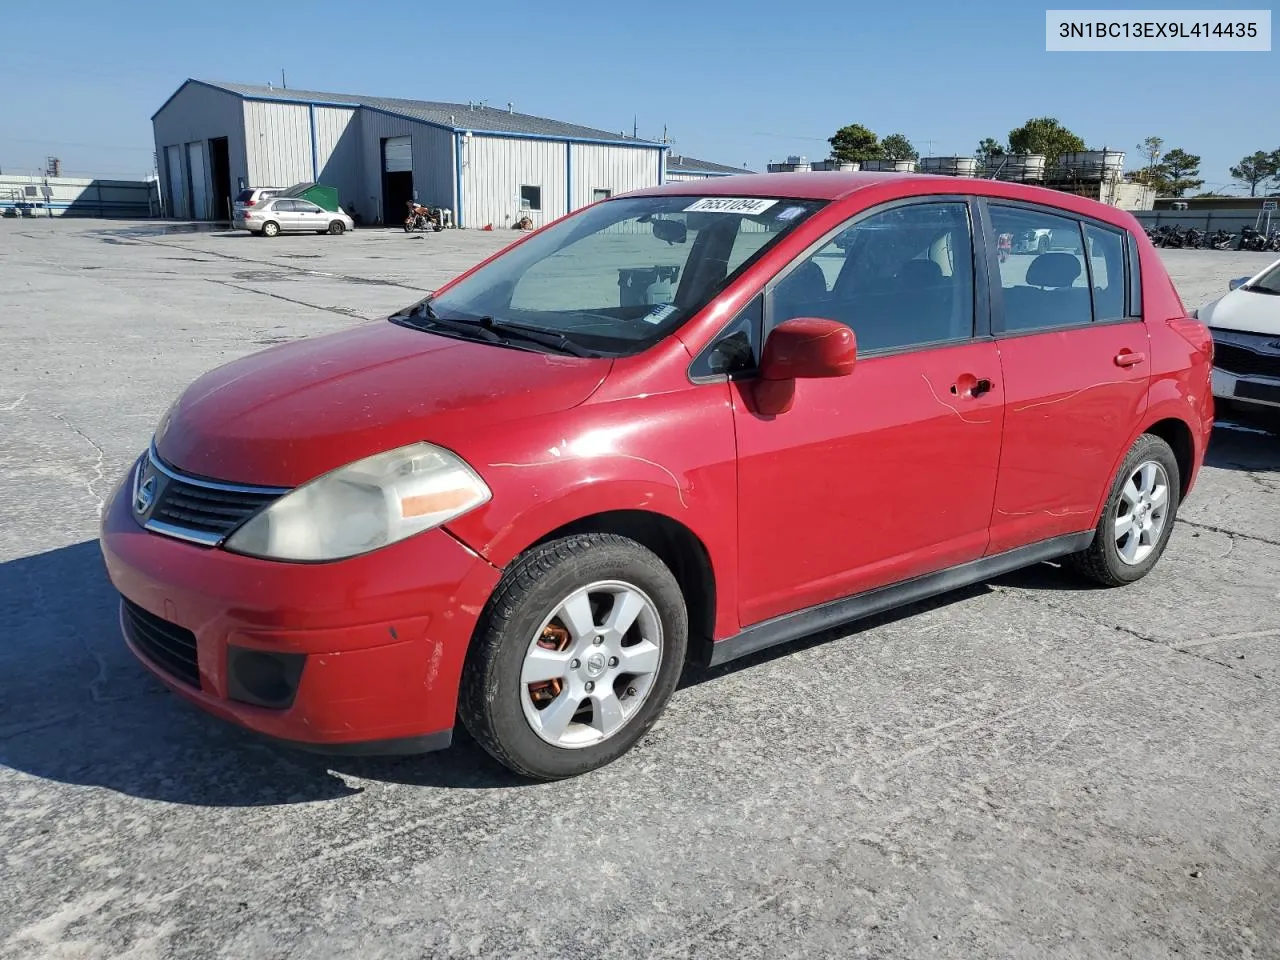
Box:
950;375;994;398
1114;350;1146;367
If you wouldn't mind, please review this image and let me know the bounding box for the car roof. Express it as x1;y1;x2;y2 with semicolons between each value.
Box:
627;172;1139;228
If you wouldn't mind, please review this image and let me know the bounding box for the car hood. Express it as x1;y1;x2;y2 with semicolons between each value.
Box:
1201;289;1280;336
155;320;611;487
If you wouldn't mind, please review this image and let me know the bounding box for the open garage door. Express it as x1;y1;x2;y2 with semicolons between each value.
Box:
381;136;413;224
187;142;208;220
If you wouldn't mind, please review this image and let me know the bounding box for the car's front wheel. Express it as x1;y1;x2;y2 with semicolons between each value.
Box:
1067;434;1181;586
459;534;687;780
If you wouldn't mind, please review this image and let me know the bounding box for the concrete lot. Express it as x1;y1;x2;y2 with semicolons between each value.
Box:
2;220;1278;960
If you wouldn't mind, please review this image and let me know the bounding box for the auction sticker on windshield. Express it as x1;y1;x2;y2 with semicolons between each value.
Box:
683;198;778;215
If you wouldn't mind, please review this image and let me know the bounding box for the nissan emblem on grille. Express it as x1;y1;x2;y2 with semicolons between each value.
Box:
132;461;158;518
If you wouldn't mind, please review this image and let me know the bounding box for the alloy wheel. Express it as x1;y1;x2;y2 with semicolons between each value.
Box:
519;580;663;749
1115;460;1170;565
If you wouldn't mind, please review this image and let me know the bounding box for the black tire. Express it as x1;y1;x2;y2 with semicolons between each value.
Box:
458;533;688;780
1066;434;1181;587
403;221;414;232
261;220;279;238
328;221;345;235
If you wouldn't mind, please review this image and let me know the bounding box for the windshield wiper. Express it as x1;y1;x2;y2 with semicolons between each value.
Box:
398;301;598;357
471;316;597;358
399;301;505;343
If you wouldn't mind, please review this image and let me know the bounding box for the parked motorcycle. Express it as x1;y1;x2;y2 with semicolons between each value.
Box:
404;201;443;233
1237;226;1269;252
1208;229;1235;251
1183;228;1207;249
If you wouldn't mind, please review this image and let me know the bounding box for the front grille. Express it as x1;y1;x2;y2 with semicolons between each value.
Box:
122;599;201;687
151;478;280;539
135;447;287;546
1213;339;1280;378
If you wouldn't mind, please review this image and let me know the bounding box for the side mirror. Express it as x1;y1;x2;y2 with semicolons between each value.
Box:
1228;277;1250;291
754;317;856;415
651;218;687;245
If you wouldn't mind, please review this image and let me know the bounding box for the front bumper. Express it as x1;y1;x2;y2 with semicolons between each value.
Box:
100;475;501;753
1213;367;1280;410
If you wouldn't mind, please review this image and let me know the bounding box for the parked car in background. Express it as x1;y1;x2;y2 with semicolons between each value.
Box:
101;172;1213;780
240;198;354;236
1195;254;1280;420
232;187;284;224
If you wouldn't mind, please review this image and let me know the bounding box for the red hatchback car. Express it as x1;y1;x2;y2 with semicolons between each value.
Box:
101;173;1214;779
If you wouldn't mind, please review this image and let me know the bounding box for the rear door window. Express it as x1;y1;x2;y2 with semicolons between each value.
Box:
988;205;1091;333
235;189;254;203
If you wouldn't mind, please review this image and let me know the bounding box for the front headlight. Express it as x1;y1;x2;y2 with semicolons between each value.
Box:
225;442;490;562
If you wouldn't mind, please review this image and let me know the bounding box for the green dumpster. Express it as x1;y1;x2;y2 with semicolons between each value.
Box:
281;182;341;212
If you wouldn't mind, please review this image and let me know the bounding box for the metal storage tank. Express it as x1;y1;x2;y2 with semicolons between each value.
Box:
1055;150;1126;180
918;156;978;177
860;159;918;172
995;154;1047;181
811;160;859;172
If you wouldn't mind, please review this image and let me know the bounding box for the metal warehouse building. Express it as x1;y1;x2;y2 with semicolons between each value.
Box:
664;154;751;182
152;79;669;228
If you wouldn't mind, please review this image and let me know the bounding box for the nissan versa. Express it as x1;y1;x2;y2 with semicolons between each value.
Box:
101;173;1214;779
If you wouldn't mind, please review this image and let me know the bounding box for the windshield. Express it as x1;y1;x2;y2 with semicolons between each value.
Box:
425;195;824;355
1244;260;1280;295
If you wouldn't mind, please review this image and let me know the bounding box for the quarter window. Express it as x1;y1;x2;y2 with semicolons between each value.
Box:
520;185;542;211
771;201;976;353
1085;224;1126;320
988;205;1091;332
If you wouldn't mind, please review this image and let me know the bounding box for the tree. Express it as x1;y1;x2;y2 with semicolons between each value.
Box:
975;138;1005;160
1007;117;1086;166
1229;149;1280;196
1132;136;1164;187
828;124;882;164
879;133;918;161
1160;148;1203;197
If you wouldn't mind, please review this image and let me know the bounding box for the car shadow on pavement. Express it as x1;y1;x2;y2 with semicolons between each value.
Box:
1206;420;1280;472
0;541;525;806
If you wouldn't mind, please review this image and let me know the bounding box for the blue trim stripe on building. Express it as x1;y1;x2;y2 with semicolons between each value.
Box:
566;142;573;215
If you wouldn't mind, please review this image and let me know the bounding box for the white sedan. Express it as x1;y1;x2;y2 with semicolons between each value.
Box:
1195;256;1280;419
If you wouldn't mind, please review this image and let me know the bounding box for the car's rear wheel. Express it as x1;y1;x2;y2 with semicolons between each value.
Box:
1067;434;1180;586
328;221;345;235
458;533;687;780
261;220;279;238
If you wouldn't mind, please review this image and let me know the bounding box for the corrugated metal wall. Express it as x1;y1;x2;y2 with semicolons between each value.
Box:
313;106;363;211
0;175;157;217
243;101;313;188
152;82;247;219
568;143;661;210
462;136;568;230
358;112;454;224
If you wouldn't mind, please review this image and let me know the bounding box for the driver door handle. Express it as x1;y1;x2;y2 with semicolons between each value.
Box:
1114;350;1146;367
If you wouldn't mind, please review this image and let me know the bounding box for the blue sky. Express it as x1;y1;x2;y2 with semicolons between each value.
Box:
1;0;1273;192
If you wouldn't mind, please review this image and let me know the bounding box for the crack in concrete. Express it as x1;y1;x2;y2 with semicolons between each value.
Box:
1;394;27;412
1178;519;1280;549
204;279;374;321
993;586;1269;684
48;411;107;518
122;233;425;291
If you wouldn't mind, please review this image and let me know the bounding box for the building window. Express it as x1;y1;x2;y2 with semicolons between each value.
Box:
520;185;542;211
592;188;612;203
